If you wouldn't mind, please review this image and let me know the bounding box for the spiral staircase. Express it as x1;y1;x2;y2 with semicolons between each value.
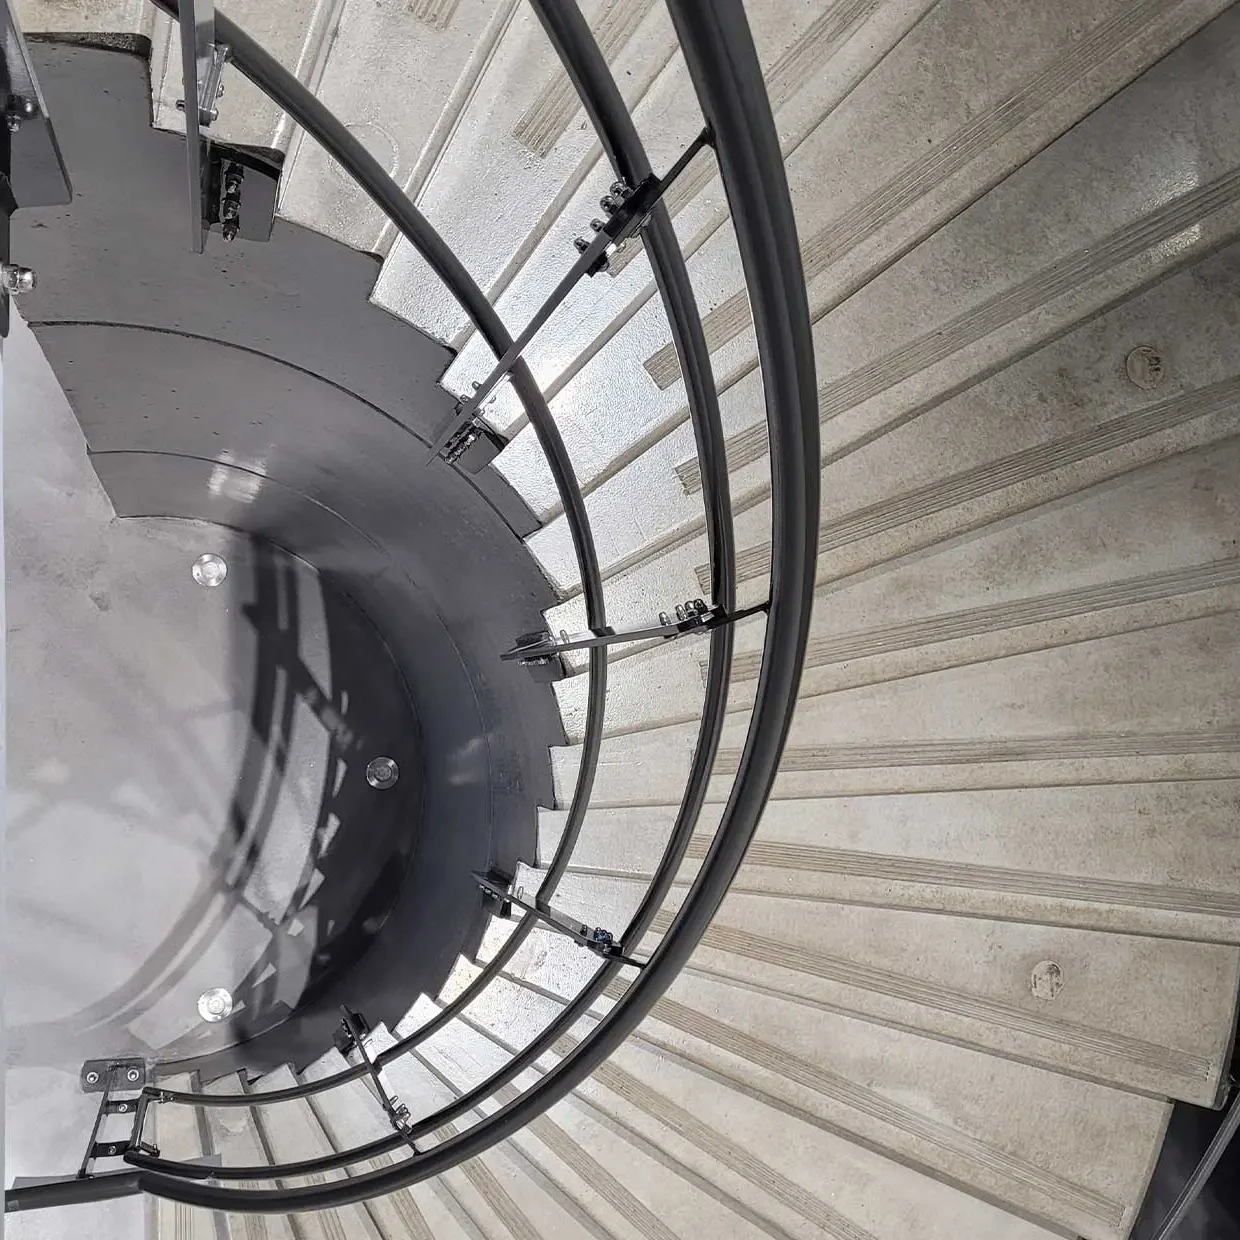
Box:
5;0;1240;1238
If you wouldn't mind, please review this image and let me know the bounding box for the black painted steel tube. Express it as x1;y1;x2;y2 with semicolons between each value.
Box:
519;0;738;953
132;0;817;1210
4;1171;143;1212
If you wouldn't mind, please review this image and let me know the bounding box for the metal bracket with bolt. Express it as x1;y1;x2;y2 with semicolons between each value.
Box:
474;872;647;969
4;95;36;133
502;597;769;665
425;125;714;464
81;1058;147;1093
75;1061;157;1179
1;262;35;295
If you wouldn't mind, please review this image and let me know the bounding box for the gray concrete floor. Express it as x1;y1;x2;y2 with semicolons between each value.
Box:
4;316;153;1232
2;315;359;1234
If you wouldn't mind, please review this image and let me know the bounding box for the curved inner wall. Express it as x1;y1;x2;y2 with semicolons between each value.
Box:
7;37;564;1077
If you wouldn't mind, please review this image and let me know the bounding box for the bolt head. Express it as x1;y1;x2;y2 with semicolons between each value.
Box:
191;552;228;587
366;756;399;790
85;1070;100;1085
126;1068;141;1083
1;264;36;295
6;115;19;133
197;987;234;1023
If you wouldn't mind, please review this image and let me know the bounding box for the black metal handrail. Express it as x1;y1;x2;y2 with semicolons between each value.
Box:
5;0;818;1214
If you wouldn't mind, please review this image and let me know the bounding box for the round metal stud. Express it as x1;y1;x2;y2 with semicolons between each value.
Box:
197;987;234;1023
191;552;228;588
1030;960;1064;1001
85;1070;100;1085
126;1068;141;1083
365;756;399;790
1125;344;1165;390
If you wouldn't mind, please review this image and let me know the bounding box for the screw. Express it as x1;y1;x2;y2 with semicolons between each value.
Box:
192;552;228;587
126;1068;140;1083
6;115;19;133
573;236;590;253
198;987;234;1022
85;1070;100;1086
590;218;606;232
1;264;36;295
366;756;399;790
117;1103;131;1113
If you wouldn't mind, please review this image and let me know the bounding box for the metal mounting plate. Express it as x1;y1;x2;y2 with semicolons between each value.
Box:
80;1059;147;1093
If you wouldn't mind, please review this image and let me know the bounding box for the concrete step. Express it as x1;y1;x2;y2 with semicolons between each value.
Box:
371;0;678;346
551;612;1240;800
239;1065;384;1240
356;1016;597;1240
442;0;932;422
550;426;1240;741
520;16;1240;600
535;781;1240;943
419;1006;979;1240
152;1074;219;1240
536;257;1240;671
438;965;1112;1240
196;1074;298;1240
298;1047;477;1240
508;859;1239;1105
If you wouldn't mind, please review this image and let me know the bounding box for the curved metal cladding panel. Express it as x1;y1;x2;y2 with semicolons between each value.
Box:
12;38;565;1070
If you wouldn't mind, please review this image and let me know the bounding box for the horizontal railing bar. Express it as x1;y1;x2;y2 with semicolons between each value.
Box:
4;1171;143;1213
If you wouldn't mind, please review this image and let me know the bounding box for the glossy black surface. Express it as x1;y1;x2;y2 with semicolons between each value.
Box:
13;39;562;1078
1132;1088;1240;1240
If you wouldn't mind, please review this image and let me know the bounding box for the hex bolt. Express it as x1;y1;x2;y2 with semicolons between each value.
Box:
1;263;36;295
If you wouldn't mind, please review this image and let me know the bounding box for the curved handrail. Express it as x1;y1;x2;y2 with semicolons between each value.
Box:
6;0;817;1215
